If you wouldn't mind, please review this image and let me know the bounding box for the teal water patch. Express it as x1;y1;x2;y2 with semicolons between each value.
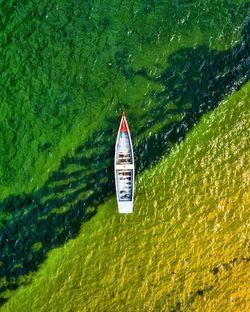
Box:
0;0;250;306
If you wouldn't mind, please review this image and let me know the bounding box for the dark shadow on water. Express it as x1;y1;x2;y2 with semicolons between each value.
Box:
0;18;249;305
118;18;250;170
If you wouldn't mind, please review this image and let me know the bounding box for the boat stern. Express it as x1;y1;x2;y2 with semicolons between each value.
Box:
118;201;133;213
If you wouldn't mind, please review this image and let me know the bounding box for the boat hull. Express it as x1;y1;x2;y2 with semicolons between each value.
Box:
114;113;134;213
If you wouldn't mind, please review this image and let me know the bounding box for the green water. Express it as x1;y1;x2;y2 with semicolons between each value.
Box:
0;0;249;309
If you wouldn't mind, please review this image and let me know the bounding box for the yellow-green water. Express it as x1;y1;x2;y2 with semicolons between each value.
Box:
1;79;250;312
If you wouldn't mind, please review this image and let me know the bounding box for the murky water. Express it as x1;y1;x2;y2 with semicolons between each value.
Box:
0;0;249;310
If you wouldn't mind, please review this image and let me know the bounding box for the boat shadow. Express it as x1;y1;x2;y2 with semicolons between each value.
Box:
0;17;249;305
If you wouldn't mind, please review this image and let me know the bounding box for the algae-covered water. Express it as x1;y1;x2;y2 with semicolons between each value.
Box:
0;0;250;311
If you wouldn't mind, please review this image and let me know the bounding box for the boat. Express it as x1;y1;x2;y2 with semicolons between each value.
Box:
114;112;135;213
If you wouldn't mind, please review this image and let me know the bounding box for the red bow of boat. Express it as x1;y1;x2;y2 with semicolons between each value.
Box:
120;113;128;132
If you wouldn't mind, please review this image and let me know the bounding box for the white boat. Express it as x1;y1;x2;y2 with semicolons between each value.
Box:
114;112;135;213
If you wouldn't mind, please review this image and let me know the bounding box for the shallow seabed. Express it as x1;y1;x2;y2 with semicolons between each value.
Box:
0;0;249;311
